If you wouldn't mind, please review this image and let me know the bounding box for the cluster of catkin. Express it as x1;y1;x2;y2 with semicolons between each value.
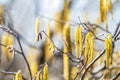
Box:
14;64;48;80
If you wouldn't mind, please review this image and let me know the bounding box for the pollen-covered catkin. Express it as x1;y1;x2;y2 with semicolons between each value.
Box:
63;23;72;80
45;21;55;62
105;34;113;68
15;70;23;80
43;64;49;80
75;26;82;58
100;0;113;30
1;33;14;61
84;32;94;63
35;17;40;42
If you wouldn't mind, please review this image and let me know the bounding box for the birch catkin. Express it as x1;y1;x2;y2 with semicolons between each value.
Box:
45;21;55;62
15;70;23;80
1;33;14;61
35;17;40;42
105;34;113;68
63;23;72;80
100;0;113;30
75;26;82;58
75;27;79;58
84;32;94;63
43;64;49;80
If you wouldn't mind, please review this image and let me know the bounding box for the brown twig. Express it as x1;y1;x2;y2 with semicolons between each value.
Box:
41;30;82;63
80;49;105;80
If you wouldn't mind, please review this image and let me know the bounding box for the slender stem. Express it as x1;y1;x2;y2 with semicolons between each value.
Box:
0;69;16;75
16;37;32;80
111;71;120;80
80;49;105;80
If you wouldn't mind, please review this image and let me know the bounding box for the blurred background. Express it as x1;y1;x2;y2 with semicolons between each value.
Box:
0;0;120;80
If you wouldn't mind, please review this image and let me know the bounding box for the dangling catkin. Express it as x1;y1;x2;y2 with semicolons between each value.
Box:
63;23;72;80
45;21;55;62
43;63;49;80
100;0;113;30
75;26;82;58
75;27;79;58
35;17;40;42
84;32;94;63
15;70;23;80
1;33;14;61
105;34;113;68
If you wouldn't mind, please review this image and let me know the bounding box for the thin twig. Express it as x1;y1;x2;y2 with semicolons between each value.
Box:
80;49;105;80
0;69;16;75
111;71;120;80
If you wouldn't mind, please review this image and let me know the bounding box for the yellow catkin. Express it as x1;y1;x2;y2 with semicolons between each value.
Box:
0;5;4;25
84;32;94;63
75;26;82;58
75;27;79;58
40;72;43;80
35;17;40;42
15;70;23;80
105;38;109;68
79;27;83;56
27;48;39;78
105;34;113;68
45;21;54;62
100;0;113;30
63;23;72;80
108;34;112;64
71;66;80;80
54;12;63;33
43;64;49;80
109;0;113;19
1;33;14;61
54;1;70;34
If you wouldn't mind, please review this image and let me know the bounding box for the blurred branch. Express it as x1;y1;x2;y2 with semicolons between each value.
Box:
0;25;32;80
41;30;83;63
80;49;105;80
111;71;120;80
0;43;22;54
0;69;15;75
